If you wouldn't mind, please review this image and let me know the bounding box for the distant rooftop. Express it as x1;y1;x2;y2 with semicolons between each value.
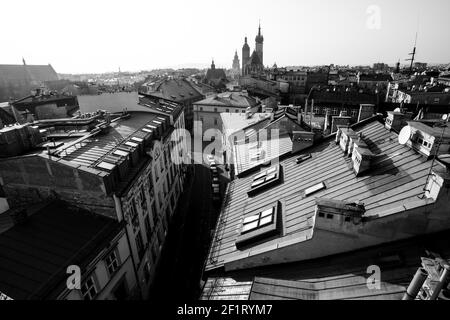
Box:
195;91;260;109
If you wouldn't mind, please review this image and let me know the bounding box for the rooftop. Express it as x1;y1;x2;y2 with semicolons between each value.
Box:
54;111;168;169
201;229;450;300
0;64;58;83
0;200;122;300
146;78;203;103
206;117;441;272
194;92;260;109
221;112;272;134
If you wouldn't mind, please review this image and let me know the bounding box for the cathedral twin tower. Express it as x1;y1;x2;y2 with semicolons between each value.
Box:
240;23;264;76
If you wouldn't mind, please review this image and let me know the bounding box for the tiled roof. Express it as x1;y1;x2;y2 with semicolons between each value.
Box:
148;78;203;103
0;201;122;300
206;117;440;271
205;68;226;81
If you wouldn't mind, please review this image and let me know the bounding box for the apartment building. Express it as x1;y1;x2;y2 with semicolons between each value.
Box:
0;98;188;299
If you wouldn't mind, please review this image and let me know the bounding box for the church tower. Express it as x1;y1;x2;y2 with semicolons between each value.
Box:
255;22;264;66
232;50;240;72
242;37;250;76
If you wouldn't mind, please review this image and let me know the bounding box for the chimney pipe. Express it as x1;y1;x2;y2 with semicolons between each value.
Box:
310;99;314;130
430;265;450;300
402;267;429;300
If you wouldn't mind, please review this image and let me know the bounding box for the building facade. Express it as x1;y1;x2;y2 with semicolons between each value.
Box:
0;98;188;300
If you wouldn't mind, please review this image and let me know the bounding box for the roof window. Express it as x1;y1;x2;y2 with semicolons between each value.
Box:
248;165;282;196
296;153;311;164
236;202;281;249
304;182;326;197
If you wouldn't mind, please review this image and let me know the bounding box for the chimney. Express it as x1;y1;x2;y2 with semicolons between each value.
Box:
337;127;358;154
292;131;315;153
331;115;352;133
424;155;450;201
351;141;374;176
385;110;413;132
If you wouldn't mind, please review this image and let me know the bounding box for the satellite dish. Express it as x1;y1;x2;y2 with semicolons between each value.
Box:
393;107;401;112
398;126;412;145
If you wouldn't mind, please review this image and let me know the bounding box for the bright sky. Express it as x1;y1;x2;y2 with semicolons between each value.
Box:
1;0;449;74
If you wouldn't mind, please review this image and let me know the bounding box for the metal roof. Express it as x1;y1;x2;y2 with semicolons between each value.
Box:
206;119;441;271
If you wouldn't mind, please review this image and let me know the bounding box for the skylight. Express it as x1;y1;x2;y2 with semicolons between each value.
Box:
248;165;282;195
113;150;129;157
305;182;326;197
97;161;116;171
131;137;144;143
235;202;281;249
241;207;274;234
125;141;139;148
296;154;312;164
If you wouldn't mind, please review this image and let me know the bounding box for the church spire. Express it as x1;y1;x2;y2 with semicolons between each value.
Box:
211;59;215;69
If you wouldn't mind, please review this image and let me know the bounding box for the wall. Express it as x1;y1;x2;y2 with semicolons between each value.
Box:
0;154;116;218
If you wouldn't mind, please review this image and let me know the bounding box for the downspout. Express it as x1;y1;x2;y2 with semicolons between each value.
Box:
113;193;143;299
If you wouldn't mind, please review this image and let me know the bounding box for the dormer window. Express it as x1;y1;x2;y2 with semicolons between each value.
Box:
248;165;282;195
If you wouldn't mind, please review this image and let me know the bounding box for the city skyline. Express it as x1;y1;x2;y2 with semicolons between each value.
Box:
1;0;450;73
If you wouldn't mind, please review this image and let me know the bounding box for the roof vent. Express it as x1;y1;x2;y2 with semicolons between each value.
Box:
385;110;413;133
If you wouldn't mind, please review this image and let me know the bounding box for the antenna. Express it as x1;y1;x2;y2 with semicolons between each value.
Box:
398;126;412;145
406;17;420;73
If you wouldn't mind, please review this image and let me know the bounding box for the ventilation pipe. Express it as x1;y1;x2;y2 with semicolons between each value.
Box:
402;267;429;300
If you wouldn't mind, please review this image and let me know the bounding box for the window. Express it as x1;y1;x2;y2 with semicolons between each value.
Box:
326;214;334;219
241;207;275;234
226;109;230;113
304;182;326;197
248;165;281;195
235;202;280;249
214;118;218;125
135;231;145;260
296;154;312;164
235;109;239;113
105;250;120;275
214;108;218;113
81;276;98;300
249;150;265;162
200;107;203;111
351;109;359;118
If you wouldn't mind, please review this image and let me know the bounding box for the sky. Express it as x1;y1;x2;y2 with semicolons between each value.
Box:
1;0;449;74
